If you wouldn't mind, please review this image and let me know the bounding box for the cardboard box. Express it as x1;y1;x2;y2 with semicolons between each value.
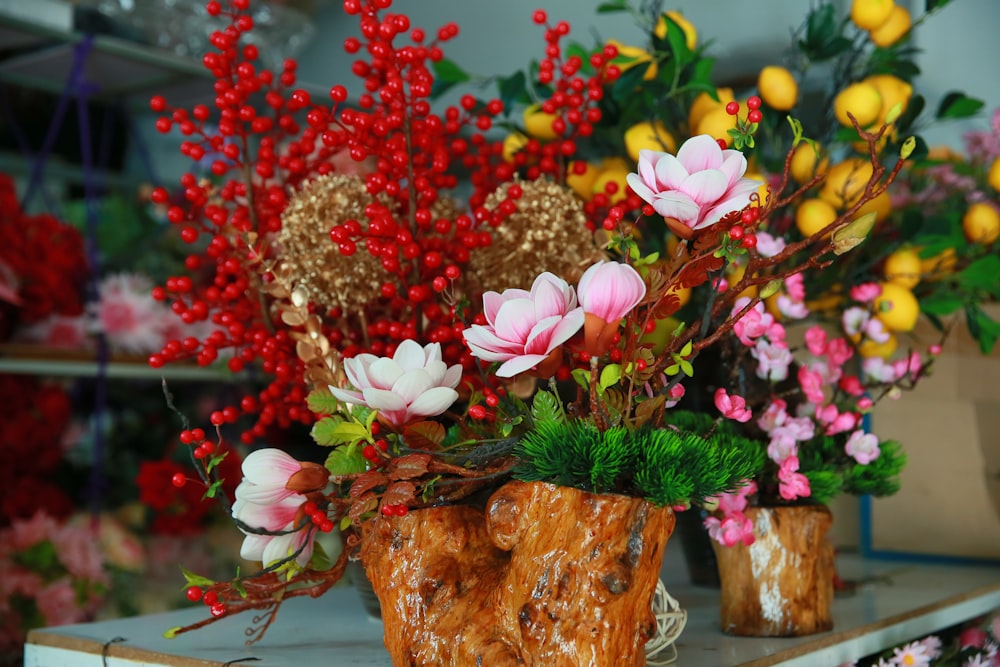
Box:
866;306;1000;561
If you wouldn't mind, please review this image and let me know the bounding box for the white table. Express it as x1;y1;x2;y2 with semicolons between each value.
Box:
23;544;1000;667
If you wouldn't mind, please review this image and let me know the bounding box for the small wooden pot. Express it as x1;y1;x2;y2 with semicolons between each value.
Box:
712;504;835;637
360;481;676;666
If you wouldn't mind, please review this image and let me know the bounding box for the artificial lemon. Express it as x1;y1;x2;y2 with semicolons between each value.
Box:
624;121;677;161
592;166;631;203
962;202;1000;244
883;248;921;289
655;11;697;51
919;247;957;279
873;282;920;332
607;39;657;80
850;0;895;30
858;332;898;358
988;157;1000;192
743;171;770;207
864;74;912;124
688;88;734;133
833;82;883;128
523;104;559;141
566;162;601;201
796;198;838;238
640;315;682;355
820;158;875;208
789;142;829;184
855;190;892;223
502;131;528;163
696;106;738;147
869;5;912;47
757;66;798;112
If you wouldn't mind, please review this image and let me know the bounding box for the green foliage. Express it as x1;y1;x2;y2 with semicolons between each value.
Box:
530;390;565;425
514;420;763;506
324;443;368;476
306;388;341;416
843;440;907;496
802;470;843;505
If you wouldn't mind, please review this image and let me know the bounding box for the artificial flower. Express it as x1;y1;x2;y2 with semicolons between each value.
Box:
330;339;462;425
235;448;328;505
232;494;315;568
714;388;752;423
625;134;763;235
577;260;646;356
845;430;881;465
463;272;583;377
777;456;811;501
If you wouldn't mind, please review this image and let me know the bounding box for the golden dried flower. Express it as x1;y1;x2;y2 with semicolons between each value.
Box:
467;178;603;293
277;174;389;314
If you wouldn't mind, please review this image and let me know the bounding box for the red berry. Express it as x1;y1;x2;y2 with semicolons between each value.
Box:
716;139;728;150
747;95;762;110
533;9;547;24
725;101;740;116
740;234;758;249
729;226;745;240
186;586;203;602
747;109;763;123
171;473;187;488
468;404;487;420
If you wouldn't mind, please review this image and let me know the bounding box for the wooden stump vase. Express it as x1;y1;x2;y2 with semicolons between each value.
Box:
712;504;835;637
360;480;676;667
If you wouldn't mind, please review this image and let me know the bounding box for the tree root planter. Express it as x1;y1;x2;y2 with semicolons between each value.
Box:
712;504;835;637
359;480;676;667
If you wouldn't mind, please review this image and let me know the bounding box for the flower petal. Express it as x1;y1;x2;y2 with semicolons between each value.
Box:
328;386;365;406
405;386;458;419
679;169;728;204
366;358;404;390
625;173;655;205
651;192;701;225
677;134;723;172
653;152;690;190
241;449;300;486
496;354;549;378
493;298;538;343
393;339;428;371
361;387;408;412
391;369;434;404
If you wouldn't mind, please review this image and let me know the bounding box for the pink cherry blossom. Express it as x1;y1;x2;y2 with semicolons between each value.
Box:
663;382;686;408
893;352;922;381
758;399;788;432
755;231;786;258
777;456;811;501
625;135;763;232
845;430;881;464
752;339;792;381
705;511;755;547
805;326;828;356
850;282;883;303
776;294;809;320
839;375;865;396
815;404;859;435
463;272;583;378
863;357;897;383
714;387;752;422
577;261;646;356
331;339;462;424
826;337;854;366
797;365;826;404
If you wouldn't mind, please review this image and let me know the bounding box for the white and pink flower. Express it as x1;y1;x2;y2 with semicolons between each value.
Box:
845;430;881;465
777;456;811;501
330;339;462;425
714;387;752;423
463;272;583;378
577;261;646;356
626;134;763;234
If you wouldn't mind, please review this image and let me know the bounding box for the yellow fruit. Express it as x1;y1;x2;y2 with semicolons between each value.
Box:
851;0;895;30
820;158;875;208
640;316;682;355
592;167;631;203
523;104;559;141
789;142;829;184
566;162;601;201
624;121;677;162
696;106;738;147
600;157;630;173
833;82;883;128
869;5;912;47
963;202;1000;244
796;198;839;238
989;157;1000;192
501;131;528;163
757;66;798;112
873;282;920;332
855;190;892;224
688;88;734;133
858;332;898;358
864;74;912;124
607;39;657;80
919;247;957;279
926;145;963;162
883;248;921;289
655;11;697;51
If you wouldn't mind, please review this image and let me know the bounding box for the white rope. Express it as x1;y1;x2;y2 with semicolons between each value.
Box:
645;578;687;666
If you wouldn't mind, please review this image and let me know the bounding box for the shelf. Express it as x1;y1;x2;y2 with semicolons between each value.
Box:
22;541;1000;667
0;345;230;382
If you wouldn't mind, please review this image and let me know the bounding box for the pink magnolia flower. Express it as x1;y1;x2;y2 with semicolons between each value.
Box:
331;339;462;424
778;456;811;501
845;430;881;465
463;272;583;378
625;135;763;234
233;494;315;568
235;448;329;505
714;388;752;422
577;261;646;356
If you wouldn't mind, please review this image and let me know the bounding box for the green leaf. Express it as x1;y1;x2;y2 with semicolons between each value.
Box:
180;566;215;589
497;70;528;111
325;444;368;476
936;92;985;119
311;418;369;447
661;14;692;66
900;136;916;159
531;390;565;425
678;359;694;377
571;368;590;391
966;305;1000;354
926;0;955;11
596;0;627;12
203;479;224;500
431;58;470;84
919;292;965;317
599;364;622;391
306;388;341;416
958;255;1000;293
205;451;228;475
832;212;877;255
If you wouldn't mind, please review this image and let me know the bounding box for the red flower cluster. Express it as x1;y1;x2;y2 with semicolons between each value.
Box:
0;174;88;336
0;374;75;526
136;450;241;535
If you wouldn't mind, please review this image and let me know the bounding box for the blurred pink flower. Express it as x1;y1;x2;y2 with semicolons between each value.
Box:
626;135;762;233
752;339;792;381
850;282;882;304
463;272;583;378
845;430;881;465
777;456;811;501
36;578;86;627
577;261;646;356
94;273;172;354
714;388;752;422
797;366;826;404
13;314;91;350
705;511;755;547
330;339;462;424
50;522;107;582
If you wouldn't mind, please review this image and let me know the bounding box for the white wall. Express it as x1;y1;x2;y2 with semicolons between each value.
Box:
295;0;1000;149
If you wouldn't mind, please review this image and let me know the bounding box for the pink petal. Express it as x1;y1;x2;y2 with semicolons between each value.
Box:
677;134;723;172
625;173;656;205
405;387;458;419
496;353;549;378
462;325;522;360
328;386;365;405
653;152;689;190
344;354;377;390
651;192;700;224
361;387;407;412
240;534;269;561
366;358;404;390
718;151;751;186
531;276;571;320
483;289;528;325
242;449;300;486
391;369;434;404
636;149;659;188
523;314;563;355
679;169;728;204
493;298;538;343
393;338;427;371
441;364;463;389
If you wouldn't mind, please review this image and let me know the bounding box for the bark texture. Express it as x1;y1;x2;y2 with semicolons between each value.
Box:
360;480;675;666
712;505;835;637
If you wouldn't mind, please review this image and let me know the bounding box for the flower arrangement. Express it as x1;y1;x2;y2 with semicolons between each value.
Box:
138;0;997;653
